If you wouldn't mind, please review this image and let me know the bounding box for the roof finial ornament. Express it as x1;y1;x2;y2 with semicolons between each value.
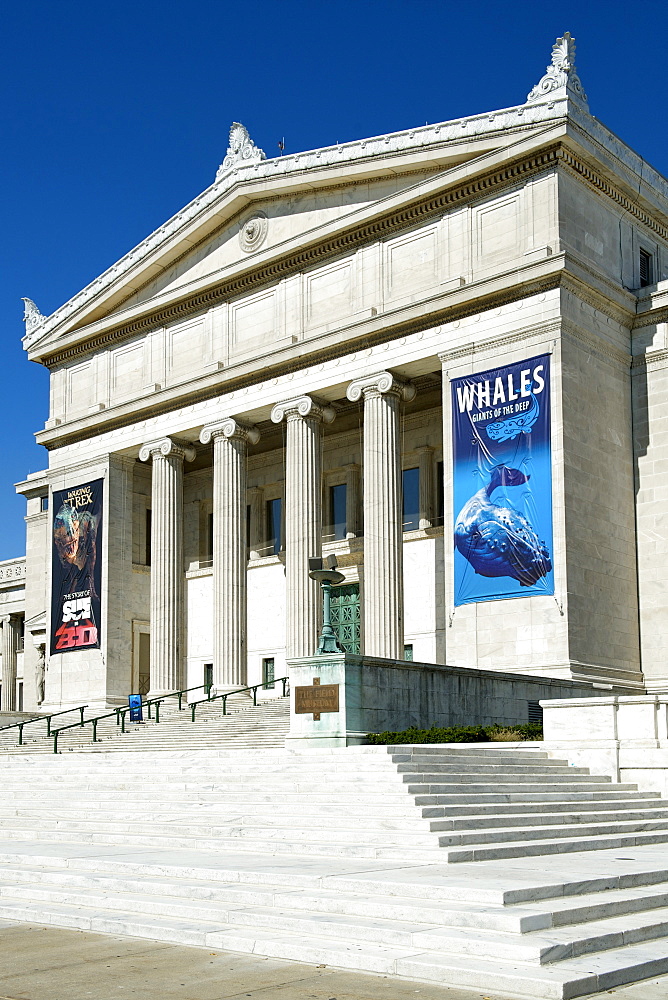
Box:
526;32;589;110
21;297;46;336
216;122;266;180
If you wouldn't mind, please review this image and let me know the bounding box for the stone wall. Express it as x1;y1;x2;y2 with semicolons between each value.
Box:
287;653;604;746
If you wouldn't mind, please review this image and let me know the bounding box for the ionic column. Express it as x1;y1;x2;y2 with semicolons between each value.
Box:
0;616;19;711
200;418;260;689
139;437;195;696
271;396;335;657
347;372;416;658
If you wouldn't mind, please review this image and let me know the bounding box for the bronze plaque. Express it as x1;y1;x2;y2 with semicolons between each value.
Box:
294;683;340;715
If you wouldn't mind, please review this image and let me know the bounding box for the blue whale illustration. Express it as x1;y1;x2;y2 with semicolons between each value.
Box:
454;465;552;588
486;393;539;442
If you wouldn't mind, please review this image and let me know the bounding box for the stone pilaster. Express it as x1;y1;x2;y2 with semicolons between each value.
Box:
139;437;195;696
347;372;415;658
200;418;260;689
271;396;335;657
0;615;19;711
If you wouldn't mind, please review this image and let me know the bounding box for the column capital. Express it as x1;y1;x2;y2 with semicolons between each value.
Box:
271;395;336;425
139;437;196;464
0;613;19;626
200;418;260;446
346;371;416;403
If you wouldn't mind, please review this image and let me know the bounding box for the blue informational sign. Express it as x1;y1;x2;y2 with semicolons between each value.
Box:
128;694;143;723
451;354;554;606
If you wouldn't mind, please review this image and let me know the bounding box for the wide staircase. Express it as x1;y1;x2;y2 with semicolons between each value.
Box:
1;743;668;997
0;693;290;753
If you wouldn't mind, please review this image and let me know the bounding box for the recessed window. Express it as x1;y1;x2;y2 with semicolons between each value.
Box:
40;496;49;512
330;484;347;540
404;644;414;661
435;461;444;527
402;468;420;531
145;509;152;566
207;511;214;563
266;499;282;556
204;663;213;692
640;247;654;288
262;657;275;689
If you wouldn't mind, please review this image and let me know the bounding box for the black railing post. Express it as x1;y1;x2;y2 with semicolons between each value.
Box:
222;695;227;716
47;716;52;737
253;685;258;706
18;724;23;746
191;702;196;722
80;706;85;726
155;701;160;724
178;692;183;711
121;710;126;734
53;732;58;754
92;719;97;742
148;701;153;720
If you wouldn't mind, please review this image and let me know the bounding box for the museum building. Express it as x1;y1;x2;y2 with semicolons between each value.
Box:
4;34;668;713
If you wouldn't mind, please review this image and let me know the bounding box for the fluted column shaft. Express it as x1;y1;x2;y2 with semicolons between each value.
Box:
271;396;335;658
0;615;19;711
140;438;195;696
347;372;416;659
201;419;259;689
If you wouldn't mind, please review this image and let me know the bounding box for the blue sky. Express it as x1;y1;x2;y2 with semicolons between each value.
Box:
1;0;666;559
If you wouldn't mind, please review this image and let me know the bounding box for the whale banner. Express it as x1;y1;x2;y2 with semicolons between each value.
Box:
451;355;554;606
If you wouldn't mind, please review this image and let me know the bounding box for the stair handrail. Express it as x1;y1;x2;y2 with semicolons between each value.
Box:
188;677;290;722
46;677;289;753
0;704;89;746
49;680;214;754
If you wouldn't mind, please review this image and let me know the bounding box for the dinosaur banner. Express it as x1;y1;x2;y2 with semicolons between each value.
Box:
50;479;103;655
451;355;553;606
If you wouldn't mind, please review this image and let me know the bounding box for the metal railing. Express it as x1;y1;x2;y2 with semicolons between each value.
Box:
49;677;289;754
0;704;89;746
189;677;289;721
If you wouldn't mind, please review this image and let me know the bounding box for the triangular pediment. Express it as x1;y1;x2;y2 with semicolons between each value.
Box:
25;106;581;362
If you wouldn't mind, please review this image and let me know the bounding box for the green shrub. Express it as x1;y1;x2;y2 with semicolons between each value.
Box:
366;722;543;745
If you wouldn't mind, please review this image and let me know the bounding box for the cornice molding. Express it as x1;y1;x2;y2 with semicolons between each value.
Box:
557;148;668;244
24;99;577;352
40;148;563;369
437;319;561;368
39;144;663;372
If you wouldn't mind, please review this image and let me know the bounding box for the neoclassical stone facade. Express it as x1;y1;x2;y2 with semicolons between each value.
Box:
11;34;668;710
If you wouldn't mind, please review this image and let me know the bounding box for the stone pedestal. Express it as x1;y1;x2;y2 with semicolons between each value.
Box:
0;615;19;711
139;437;195;696
201;418;260;690
347;372;415;658
271;396;335;658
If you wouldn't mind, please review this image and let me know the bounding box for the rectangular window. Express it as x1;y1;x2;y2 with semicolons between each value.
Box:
402;467;420;531
262;657;275;689
266;498;282;555
204;663;213;693
207;511;214;563
404;644;414;661
18;683;23;712
40;496;49;512
435;460;444;527
330;484;347;540
640;248;654;288
145;508;152;566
